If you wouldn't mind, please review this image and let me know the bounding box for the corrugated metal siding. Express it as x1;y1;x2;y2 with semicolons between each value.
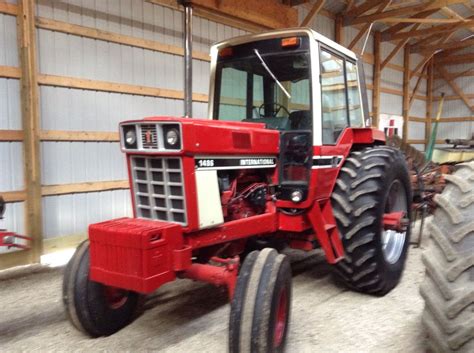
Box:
0;10;23;243
35;0;248;239
42;190;132;239
408;121;425;140
0;13;18;67
432;61;473;141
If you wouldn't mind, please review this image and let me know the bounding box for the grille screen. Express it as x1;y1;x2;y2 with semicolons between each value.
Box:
131;156;187;225
141;124;158;149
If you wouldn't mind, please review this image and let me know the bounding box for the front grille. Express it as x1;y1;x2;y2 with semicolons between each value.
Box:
140;124;158;149
131;156;187;225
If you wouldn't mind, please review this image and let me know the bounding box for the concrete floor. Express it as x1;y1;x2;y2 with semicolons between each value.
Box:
0;240;428;352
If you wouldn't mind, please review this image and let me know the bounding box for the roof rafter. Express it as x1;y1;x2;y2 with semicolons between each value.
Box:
346;0;468;26
347;0;392;50
383;18;474;41
436;65;473;111
300;0;325;27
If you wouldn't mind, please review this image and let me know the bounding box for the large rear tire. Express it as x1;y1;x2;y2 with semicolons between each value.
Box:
420;161;474;352
229;248;292;353
63;240;145;337
331;146;412;295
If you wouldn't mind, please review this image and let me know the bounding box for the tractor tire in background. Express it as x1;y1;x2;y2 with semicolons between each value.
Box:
229;248;292;353
63;240;145;337
420;161;474;353
331;146;412;296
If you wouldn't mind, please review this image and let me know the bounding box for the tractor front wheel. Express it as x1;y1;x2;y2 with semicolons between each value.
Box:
63;240;145;337
331;146;412;295
229;248;292;353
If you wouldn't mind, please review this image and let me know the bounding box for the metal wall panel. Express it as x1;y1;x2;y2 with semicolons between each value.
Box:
35;0;245;239
0;78;21;129
380;93;403;116
0;13;18;67
437;121;472;140
408;121;425;140
0;142;24;191
42;190;132;239
41;142;127;185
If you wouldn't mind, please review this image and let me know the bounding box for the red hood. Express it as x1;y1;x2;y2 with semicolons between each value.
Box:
122;116;280;155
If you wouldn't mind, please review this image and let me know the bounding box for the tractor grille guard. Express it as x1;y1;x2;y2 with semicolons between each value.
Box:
131;156;187;225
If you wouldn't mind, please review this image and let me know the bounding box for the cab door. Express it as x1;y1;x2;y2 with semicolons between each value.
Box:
314;45;365;199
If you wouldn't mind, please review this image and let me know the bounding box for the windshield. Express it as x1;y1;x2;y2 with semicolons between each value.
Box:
213;36;312;131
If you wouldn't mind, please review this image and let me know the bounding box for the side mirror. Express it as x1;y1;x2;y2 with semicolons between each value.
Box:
0;196;5;219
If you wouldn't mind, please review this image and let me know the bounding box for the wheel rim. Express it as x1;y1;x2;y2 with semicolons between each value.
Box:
382;179;408;264
103;286;128;309
273;287;288;348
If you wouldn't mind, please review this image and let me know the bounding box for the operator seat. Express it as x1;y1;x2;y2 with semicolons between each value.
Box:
289;110;311;130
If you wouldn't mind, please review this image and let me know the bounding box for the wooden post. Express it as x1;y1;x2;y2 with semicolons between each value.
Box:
425;58;433;148
372;31;381;127
17;0;43;264
335;15;344;45
402;44;410;143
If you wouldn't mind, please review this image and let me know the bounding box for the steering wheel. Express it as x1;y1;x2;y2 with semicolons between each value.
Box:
258;103;290;118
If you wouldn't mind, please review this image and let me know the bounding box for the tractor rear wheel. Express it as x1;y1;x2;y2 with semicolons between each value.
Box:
229;248;292;353
63;240;145;337
420;161;474;353
331;146;412;295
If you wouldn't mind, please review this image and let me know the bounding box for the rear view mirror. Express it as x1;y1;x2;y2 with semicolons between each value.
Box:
0;196;5;218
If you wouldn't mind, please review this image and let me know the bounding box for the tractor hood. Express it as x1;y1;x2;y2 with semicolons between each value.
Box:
121;116;280;155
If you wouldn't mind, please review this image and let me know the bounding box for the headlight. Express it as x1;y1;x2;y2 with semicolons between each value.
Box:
125;130;137;145
166;129;179;146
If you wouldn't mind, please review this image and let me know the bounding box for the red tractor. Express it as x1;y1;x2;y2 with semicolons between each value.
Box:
64;28;412;351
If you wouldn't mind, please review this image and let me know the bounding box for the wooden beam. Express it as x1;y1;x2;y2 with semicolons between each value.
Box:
343;0;380;24
0;130;23;141
380;17;464;24
146;0;264;33
348;0;392;50
426;59;433;148
381;37;410;70
39;130;120;142
0;65;21;79
190;0;298;29
384;19;474;41
348;0;468;26
402;45;410;143
300;0;325;27
435;53;474;65
433;67;474;90
438;116;474;122
36;17;210;62
0;1;18;16
372;31;381;127
335;15;344;45
409;64;426;110
37;74;208;102
42;180;129;197
434;93;474;101
17;0;43;264
436;65;474;111
409;116;427;123
412;37;474;54
440;6;474;34
1;190;26;203
381;9;438;39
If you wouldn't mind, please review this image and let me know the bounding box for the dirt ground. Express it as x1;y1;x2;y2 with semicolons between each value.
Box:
0;220;429;352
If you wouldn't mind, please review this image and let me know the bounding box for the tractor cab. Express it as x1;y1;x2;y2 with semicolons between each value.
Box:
209;28;370;145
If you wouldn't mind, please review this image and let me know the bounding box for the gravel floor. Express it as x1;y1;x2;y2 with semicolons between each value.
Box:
0;240;428;352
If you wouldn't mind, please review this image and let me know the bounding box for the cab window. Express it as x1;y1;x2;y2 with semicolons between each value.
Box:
320;49;348;144
346;61;363;127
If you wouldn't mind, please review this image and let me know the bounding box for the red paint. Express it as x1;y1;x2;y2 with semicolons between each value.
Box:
89;118;382;295
383;211;409;232
273;287;288;348
0;231;31;250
